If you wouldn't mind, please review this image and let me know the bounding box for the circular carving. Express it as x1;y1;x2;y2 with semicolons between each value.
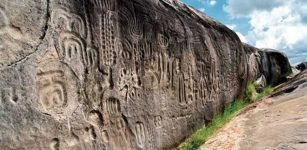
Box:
37;60;79;119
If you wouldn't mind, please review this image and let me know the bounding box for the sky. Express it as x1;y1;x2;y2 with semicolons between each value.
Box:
180;0;307;64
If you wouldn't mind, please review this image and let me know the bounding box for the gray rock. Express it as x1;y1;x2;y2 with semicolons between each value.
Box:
258;49;292;86
295;62;307;71
271;70;307;97
0;0;291;149
254;75;267;93
242;44;292;86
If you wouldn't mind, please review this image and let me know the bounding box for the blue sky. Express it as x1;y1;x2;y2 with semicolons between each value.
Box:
180;0;307;64
181;0;249;34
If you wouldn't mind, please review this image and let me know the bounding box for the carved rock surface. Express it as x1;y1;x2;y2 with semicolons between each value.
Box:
0;0;290;149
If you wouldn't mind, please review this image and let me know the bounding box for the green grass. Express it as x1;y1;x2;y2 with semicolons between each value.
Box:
245;82;257;102
245;83;273;102
256;85;273;101
178;83;273;150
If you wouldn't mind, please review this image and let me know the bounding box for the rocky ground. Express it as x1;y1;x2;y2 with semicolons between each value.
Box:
201;71;307;150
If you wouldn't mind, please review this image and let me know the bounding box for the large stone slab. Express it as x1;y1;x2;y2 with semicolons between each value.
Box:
0;0;291;149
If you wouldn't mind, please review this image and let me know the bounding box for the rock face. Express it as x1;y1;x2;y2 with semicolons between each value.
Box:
258;49;292;86
0;0;291;149
242;44;292;87
271;70;307;97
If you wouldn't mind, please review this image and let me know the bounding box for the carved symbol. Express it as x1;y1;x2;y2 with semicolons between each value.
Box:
121;7;143;43
37;71;67;110
178;73;187;104
199;77;208;106
186;67;195;103
59;31;86;63
128;87;140;100
105;97;121;116
157;33;169;50
51;8;86;38
94;0;116;11
171;58;180;88
50;138;60;150
0;87;20;104
122;39;142;63
116;118;130;146
87;110;104;128
158;52;170;86
122;49;131;60
178;73;195;105
65;132;79;147
58;31;87;80
51;8;91;79
154;116;162;128
84;76;105;108
140;41;153;60
101;130;110;143
118;68;140;101
85;48;98;69
37;60;79;118
99;12;117;71
85;126;97;141
135;122;146;148
142;52;161;89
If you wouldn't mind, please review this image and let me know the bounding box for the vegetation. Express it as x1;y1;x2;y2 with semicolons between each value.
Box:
256;85;273;101
178;83;273;150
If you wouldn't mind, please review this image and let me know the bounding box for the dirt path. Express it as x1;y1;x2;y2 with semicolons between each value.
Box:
201;77;307;150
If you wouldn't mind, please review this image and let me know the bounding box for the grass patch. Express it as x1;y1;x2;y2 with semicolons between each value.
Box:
178;83;273;150
256;86;273;101
179;99;249;150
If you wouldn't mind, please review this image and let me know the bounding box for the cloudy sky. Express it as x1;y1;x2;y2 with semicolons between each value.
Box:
180;0;307;64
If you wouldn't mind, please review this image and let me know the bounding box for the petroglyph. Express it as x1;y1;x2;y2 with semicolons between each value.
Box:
0;0;292;149
37;60;79;119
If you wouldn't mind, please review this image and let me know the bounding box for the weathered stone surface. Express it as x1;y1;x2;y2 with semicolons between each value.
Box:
271;70;307;97
257;49;292;86
0;0;291;149
242;44;292;87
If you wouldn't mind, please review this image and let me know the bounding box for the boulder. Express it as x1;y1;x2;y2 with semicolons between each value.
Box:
295;62;307;71
242;45;292;87
0;0;292;149
257;49;292;86
254;75;267;92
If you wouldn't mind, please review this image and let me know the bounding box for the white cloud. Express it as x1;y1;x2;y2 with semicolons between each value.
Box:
226;24;237;30
195;0;206;5
224;0;307;64
199;8;205;12
223;0;285;18
209;0;217;6
195;0;216;6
